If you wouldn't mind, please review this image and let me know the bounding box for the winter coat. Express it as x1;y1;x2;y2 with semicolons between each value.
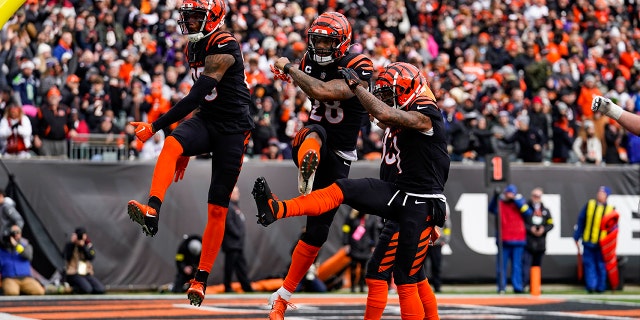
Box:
525;200;554;253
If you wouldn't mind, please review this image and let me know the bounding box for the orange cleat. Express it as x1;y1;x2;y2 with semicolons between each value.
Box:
187;279;207;307
268;293;296;320
127;200;159;236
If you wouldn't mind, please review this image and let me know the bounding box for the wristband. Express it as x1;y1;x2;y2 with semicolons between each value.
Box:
608;103;623;120
283;63;294;75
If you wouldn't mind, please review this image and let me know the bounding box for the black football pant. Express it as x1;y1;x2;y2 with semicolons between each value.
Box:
337;178;445;285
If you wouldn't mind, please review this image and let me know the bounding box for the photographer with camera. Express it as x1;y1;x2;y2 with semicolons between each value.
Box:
0;224;45;295
0;188;24;238
63;227;105;294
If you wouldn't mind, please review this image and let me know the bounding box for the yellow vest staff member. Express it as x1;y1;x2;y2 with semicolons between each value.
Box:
573;186;614;293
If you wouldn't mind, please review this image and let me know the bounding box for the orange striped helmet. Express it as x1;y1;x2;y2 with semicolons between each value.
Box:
374;62;427;110
307;12;352;65
178;0;226;42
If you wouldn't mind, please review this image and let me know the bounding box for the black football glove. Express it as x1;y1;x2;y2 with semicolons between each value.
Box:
338;67;361;91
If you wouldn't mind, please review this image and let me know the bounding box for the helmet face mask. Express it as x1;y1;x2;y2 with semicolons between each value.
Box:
373;86;396;108
307;12;352;65
309;34;340;58
375;62;427;110
178;0;226;42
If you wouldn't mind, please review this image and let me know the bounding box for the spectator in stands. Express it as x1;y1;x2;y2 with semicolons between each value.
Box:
0;0;639;164
528;96;552;145
0;101;33;157
501;114;545;163
0;224;45;295
63;227;105;294
572;120;603;165
81;76;111;130
34;87;73;157
577;75;603;121
260;138;284;161
11;60;39;108
251;95;278;156
60;75;81;110
471;116;494;162
0;88;14;115
491;111;518;161
142;81;171;129
551;103;576;163
603;122;627;164
139;130;165;160
172;235;202;293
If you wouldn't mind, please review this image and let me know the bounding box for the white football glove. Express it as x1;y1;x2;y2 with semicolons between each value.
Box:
591;95;623;120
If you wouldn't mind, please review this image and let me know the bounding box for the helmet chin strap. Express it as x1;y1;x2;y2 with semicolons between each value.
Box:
187;21;223;42
314;54;335;65
187;32;205;42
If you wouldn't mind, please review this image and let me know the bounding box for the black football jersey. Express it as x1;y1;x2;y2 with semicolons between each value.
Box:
379;96;450;194
299;52;373;151
187;30;254;133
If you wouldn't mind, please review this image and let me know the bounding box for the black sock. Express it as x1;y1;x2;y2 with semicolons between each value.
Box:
148;196;162;214
195;270;209;284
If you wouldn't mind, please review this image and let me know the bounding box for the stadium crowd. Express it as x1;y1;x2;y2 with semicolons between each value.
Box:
0;0;639;164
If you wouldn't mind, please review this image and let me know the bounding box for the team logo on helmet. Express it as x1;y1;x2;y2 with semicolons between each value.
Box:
374;62;427;110
307;12;352;65
178;0;226;42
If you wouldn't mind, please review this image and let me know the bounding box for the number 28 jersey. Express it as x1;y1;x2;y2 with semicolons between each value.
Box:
298;52;373;153
187;30;254;133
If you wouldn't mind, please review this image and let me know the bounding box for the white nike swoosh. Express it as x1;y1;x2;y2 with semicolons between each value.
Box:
362;71;371;75
415;200;426;204
218;43;229;48
136;128;145;134
145;211;155;217
416;106;428;110
343;161;351;166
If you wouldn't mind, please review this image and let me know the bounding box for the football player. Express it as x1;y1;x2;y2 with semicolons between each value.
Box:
254;62;449;319
126;0;254;307
264;11;373;320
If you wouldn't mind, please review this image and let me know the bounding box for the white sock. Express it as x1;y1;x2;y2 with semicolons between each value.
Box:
276;287;293;301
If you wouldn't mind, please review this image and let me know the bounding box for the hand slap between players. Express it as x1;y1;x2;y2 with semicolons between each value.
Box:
338;67;362;91
130;121;155;143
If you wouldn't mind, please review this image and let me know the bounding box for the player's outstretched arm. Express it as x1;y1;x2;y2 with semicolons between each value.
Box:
592;95;640;135
153;54;235;130
340;68;431;132
273;57;365;102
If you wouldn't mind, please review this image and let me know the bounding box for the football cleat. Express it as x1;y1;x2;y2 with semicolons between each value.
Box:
187;279;207;307
298;150;319;195
268;293;296;320
252;177;283;227
127;200;159;237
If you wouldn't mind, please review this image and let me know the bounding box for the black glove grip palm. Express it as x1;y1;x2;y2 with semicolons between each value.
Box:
338;67;361;91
